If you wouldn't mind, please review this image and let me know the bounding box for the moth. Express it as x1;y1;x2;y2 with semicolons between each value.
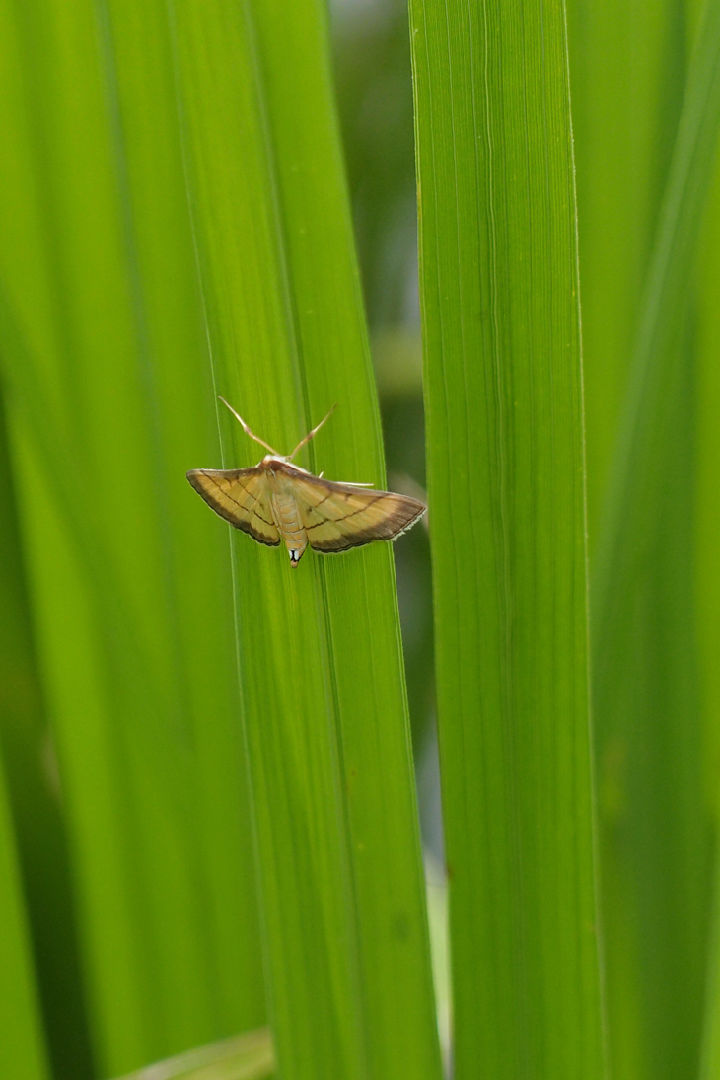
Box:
187;398;426;567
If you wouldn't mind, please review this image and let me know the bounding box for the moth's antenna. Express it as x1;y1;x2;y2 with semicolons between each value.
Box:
288;403;337;461
218;396;278;456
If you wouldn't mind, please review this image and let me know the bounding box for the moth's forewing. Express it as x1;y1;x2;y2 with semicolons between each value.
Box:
186;467;280;546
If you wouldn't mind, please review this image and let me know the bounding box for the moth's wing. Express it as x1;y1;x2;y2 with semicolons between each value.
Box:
294;471;426;553
186;467;280;547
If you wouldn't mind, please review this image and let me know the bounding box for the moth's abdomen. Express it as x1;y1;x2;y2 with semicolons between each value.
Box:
270;492;308;567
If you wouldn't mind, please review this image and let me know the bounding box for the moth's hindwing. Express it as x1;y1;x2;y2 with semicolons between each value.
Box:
291;470;426;553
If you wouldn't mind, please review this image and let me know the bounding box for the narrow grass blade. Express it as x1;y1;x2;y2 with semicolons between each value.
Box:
171;1;441;1078
569;0;685;534
0;766;49;1080
700;863;720;1080
0;386;93;1077
697;111;720;1080
0;0;264;1072
594;0;720;599
409;1;606;1076
591;7;720;1076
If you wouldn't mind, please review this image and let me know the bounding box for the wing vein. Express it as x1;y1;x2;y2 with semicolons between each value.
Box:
204;472;274;528
304;493;385;530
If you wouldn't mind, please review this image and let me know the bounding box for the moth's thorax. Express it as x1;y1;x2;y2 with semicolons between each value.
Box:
259;454;287;471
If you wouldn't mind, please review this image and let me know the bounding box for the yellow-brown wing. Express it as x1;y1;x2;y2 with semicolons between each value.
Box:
186;467;279;547
293;470;426;553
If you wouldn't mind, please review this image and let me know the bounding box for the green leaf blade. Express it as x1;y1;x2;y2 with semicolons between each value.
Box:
173;1;441;1077
587;6;720;1077
0;0;265;1072
409;2;606;1077
0;768;50;1080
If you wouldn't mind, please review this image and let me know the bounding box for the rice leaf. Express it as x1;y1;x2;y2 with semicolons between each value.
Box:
591;6;720;1075
0;764;49;1080
408;1;606;1075
169;1;441;1077
0;0;264;1071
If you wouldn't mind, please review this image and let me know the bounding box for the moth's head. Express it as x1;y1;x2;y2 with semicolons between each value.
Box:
259;453;289;469
260;454;312;476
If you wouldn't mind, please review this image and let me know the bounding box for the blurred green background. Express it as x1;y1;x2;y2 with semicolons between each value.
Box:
1;0;719;1077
